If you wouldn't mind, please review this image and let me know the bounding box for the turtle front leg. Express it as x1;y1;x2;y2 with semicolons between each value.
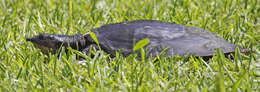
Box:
82;44;99;58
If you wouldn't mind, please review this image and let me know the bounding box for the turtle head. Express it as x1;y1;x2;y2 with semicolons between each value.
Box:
27;33;88;54
26;33;64;54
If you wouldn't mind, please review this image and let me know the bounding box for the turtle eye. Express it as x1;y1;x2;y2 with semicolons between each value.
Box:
47;35;55;40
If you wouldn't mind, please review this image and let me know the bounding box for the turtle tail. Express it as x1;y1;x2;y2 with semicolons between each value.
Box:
239;47;252;55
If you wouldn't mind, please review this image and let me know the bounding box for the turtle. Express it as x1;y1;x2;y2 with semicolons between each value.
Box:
26;20;250;58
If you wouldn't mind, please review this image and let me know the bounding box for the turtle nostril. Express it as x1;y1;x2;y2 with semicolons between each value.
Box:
26;38;32;41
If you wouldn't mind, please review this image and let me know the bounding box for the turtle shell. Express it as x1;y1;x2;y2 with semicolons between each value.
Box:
87;20;237;57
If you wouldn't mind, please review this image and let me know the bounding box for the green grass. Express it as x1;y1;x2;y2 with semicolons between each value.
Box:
0;0;259;91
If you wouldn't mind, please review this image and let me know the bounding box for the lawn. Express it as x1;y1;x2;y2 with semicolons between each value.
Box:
0;0;259;91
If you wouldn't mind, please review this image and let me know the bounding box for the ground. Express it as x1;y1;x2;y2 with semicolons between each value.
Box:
0;0;259;91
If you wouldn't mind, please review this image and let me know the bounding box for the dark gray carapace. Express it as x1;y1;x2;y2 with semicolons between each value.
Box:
26;20;250;57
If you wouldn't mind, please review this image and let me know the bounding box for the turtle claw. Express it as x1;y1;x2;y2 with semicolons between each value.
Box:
82;44;99;58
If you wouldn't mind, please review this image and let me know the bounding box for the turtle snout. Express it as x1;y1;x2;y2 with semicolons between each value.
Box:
26;34;47;42
26;38;33;41
26;37;37;43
